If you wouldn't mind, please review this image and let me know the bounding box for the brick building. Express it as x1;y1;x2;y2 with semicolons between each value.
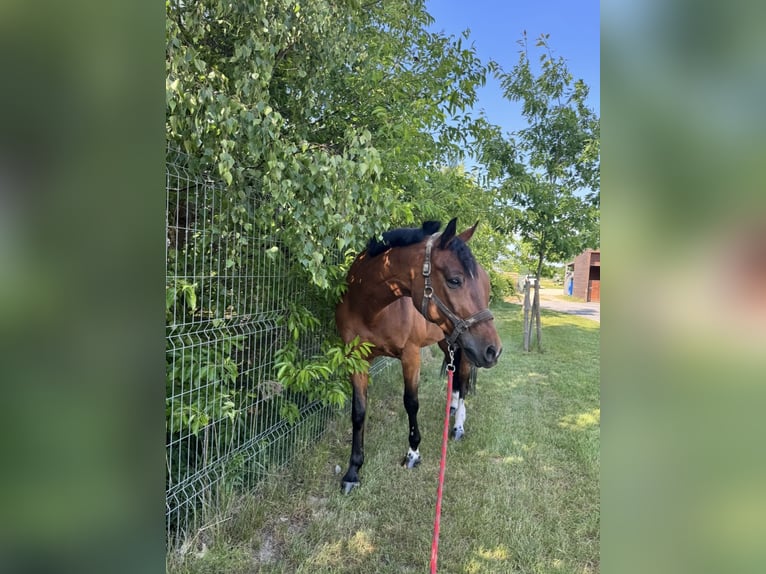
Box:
564;249;600;302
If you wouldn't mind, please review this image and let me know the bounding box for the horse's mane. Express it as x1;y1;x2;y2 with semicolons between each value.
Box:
367;221;442;257
367;220;477;277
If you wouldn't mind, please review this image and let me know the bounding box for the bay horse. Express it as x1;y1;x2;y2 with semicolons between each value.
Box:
335;218;502;493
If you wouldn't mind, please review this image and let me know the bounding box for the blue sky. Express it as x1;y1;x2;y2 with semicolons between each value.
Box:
425;0;600;138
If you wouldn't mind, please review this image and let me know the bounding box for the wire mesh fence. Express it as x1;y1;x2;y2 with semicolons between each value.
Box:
165;146;397;545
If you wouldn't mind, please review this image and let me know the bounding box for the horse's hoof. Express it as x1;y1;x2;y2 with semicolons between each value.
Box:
401;450;422;469
452;426;465;441
405;456;421;469
341;481;360;495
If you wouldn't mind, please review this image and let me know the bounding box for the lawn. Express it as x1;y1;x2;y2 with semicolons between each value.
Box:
168;301;600;574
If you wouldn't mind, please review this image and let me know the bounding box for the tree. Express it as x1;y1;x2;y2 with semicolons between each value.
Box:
481;33;600;351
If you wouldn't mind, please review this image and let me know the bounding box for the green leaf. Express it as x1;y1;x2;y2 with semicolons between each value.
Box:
182;284;197;312
166;286;177;312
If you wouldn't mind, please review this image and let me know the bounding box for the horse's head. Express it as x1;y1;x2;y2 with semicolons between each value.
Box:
418;218;502;368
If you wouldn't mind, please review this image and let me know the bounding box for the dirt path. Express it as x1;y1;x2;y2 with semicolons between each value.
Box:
510;288;600;323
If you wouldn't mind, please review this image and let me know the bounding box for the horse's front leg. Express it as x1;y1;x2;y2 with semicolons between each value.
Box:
341;371;368;494
400;345;422;469
449;348;471;441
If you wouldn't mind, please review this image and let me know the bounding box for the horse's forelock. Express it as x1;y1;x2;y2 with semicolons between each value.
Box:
448;237;478;278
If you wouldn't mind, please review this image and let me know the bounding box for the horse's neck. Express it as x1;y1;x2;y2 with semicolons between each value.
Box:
347;243;423;310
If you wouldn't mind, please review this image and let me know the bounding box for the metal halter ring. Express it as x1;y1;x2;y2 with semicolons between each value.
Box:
446;344;456;372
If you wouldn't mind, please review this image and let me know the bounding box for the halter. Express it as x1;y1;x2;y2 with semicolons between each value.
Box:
420;234;495;347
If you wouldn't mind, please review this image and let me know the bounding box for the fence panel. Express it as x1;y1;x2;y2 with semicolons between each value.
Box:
165;147;393;544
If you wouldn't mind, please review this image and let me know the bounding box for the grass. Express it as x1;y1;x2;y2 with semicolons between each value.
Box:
539;278;559;290
168;301;600;574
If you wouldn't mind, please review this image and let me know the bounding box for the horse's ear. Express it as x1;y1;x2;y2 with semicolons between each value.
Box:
439;218;458;249
458;221;479;243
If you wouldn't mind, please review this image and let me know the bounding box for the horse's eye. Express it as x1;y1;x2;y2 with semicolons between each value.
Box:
447;277;463;288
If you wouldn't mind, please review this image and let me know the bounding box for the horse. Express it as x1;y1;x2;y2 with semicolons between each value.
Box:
335;218;503;493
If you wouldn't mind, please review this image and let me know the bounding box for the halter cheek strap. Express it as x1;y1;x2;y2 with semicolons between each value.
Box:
421;235;439;316
421;235;494;346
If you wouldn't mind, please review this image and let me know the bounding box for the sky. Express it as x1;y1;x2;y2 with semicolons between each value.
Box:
425;0;600;139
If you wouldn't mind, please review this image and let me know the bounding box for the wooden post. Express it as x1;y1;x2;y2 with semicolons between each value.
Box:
522;279;531;352
533;281;542;350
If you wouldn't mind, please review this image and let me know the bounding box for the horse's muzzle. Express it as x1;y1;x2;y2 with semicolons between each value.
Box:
461;338;502;368
484;343;501;366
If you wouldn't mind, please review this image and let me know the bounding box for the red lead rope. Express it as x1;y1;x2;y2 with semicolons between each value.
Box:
430;367;453;573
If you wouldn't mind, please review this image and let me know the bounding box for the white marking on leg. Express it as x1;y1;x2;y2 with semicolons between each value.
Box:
450;391;460;413
454;399;466;434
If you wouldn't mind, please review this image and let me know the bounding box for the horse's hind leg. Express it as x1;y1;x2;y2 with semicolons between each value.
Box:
400;345;422;469
341;371;368;494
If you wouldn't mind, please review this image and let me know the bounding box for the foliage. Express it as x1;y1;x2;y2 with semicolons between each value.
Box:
165;273;239;437
166;0;489;288
488;270;516;301
273;304;373;422
166;335;242;436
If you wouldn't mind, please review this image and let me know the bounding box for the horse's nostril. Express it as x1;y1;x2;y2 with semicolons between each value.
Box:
486;345;497;362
